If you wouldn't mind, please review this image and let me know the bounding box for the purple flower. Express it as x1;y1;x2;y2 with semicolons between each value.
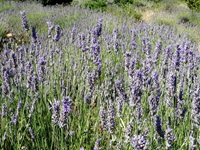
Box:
37;57;46;82
99;104;107;130
53;25;61;41
154;40;162;62
46;20;54;37
94;138;101;150
125;51;132;71
96;19;103;37
1;103;7;118
71;27;76;43
59;97;72;128
131;29;137;50
165;125;175;149
20;11;29;31
29;127;35;139
191;85;200;128
154;116;164;138
52;99;61;125
132;134;149;150
31;26;37;43
106;101;116;134
125;119;133;143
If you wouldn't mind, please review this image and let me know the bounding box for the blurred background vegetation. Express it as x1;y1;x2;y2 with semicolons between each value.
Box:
0;0;200;50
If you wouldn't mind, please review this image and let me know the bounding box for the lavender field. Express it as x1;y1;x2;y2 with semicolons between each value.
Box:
0;1;200;150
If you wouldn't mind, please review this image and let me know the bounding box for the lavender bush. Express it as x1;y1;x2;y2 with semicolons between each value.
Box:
0;1;200;150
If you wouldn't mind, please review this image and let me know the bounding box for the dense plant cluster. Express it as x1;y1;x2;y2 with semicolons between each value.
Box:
186;0;200;12
83;0;107;11
12;0;73;5
0;2;200;150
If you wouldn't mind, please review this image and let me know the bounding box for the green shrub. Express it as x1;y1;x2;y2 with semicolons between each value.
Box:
114;0;133;5
186;0;200;12
150;0;162;3
83;0;107;11
39;0;73;6
11;0;73;5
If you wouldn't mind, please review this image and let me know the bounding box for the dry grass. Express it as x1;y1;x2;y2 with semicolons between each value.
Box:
141;9;156;22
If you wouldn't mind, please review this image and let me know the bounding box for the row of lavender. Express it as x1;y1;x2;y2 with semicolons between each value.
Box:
0;9;200;149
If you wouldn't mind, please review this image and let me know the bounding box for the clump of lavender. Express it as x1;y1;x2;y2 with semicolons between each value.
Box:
78;33;88;52
148;94;159;116
37;57;46;82
53;25;61;41
125;119;134;143
46;20;54;38
106;100;116;134
115;79;128;103
148;71;161;116
28;97;38;119
59;97;72;128
191;84;200;128
113;27;119;52
165;125;175;150
125;52;131;71
164;117;175;150
13;100;23;125
31;26;37;43
20;11;29;31
96;18;103;37
131;29;137;50
129;70;143;107
116;97;123;118
10;50;17;68
165;70;177;107
189;129;197;150
116;140;122;150
176;72;187;121
154;116;164;138
154;40;162;62
2;65;12;97
94;138;101;150
1;103;7;118
51;99;61;125
99;103;107;130
71;27;76;43
132;134;149;150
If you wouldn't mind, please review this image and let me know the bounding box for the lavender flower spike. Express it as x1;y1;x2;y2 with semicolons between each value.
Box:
20;11;29;31
53;25;61;41
52;99;61;125
59;97;72;128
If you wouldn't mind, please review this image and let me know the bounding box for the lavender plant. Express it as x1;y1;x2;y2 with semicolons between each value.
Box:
0;1;200;149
